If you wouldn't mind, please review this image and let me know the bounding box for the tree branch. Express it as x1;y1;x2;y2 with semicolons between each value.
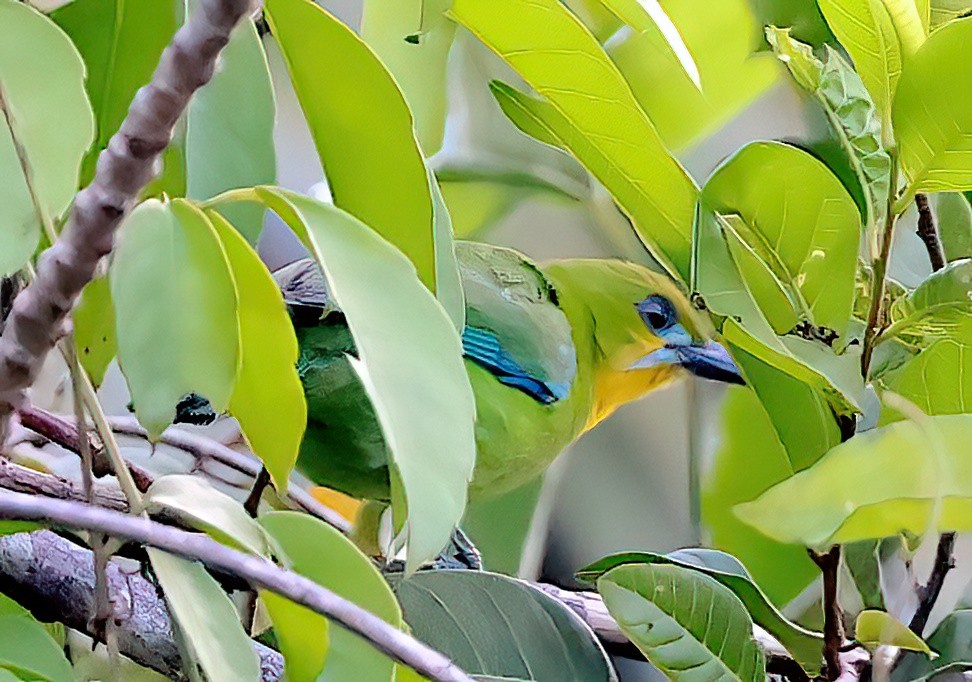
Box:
914;194;946;272
0;0;256;443
0;529;283;680
811;546;844;681
910;531;957;636
0;490;474;682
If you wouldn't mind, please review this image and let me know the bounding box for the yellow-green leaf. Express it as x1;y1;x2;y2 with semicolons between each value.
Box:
0;0;94;276
110;199;239;439
260;512;401;682
893;17;972;205
208;210;306;492
72;276;116;387
735;415;972;547
856;609;934;653
451;0;698;282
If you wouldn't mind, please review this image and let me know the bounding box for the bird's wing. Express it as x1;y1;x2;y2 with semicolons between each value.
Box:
456;242;577;403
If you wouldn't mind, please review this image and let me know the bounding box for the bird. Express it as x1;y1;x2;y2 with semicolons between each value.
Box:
176;241;742;562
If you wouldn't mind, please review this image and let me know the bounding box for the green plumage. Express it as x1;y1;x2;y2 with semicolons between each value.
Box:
276;241;709;502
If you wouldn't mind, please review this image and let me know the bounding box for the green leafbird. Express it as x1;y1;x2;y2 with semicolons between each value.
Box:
177;241;742;553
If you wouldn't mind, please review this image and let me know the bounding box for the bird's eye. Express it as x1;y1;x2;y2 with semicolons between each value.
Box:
636;295;676;333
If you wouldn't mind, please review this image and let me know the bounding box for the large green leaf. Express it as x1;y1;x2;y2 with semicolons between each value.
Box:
598;563;765;681
110;199;239;438
147;549;260;682
579;549;823;674
893;17;972;204
260;511;401;682
264;0;439;292
361;0;455;154
51;0;177;186
605;0;779;151
935;193;972;262
208;210;306;492
72;276;116;387
930;0;972;27
0;0;94;276
700;385;821;604
143;475;269;556
0;595;72;682
766;28;891;232
702;141;861;335
735;414;972;547
450;0;698;282
232;187;476;572
185;18;275;244
394;570;616;681
817;0;903;129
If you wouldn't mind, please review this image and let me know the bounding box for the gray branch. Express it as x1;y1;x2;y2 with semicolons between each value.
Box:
0;490;474;682
0;0;255;441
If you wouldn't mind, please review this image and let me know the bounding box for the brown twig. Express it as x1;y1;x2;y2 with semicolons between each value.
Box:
244;466;271;517
914;194;946;272
909;531;957;636
811;547;844;681
861;156;900;378
0;490;475;682
0;454;127;511
0;0;257;443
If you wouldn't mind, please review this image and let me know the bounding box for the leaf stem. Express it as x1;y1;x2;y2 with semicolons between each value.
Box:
810;546;844;681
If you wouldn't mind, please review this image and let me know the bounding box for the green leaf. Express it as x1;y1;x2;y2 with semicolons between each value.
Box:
0;595;72;682
902;259;972;313
429;173;465;331
881;0;929;53
855;609;933;653
394;570;616;681
260;511;401;682
264;0;438;292
361;0;456;154
817;0;903;129
185;19;275;244
0;0;94;276
261;591;329;682
207;210;306;492
844;541;886;609
735;414;972;547
935;193;972;262
930;0;972;28
147;549;260;682
110;199;239;438
72;276;116;387
597;563;765;681
605;0;779;151
51;0;178;187
893;17;972;204
579;549;823;674
766;28;891;232
701;141;861;335
240;187;476;572
451;0;698;282
694;209;863;413
143;475;269;555
701;384;821;604
598;0;701;89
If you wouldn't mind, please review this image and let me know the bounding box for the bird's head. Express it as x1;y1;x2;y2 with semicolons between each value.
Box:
545;259;743;430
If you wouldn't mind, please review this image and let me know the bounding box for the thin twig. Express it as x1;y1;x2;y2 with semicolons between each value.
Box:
244;466;271;517
914;194;946;272
909;531;957;635
0;490;475;682
0;0;257;442
811;547;844;681
18;405;102;464
0;451;127;511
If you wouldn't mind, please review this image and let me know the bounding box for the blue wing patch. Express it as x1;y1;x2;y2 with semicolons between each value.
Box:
461;327;569;405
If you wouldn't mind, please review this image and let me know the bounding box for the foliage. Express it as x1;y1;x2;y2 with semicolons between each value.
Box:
0;0;970;680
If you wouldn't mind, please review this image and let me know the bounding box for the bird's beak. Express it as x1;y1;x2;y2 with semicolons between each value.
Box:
628;339;745;385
